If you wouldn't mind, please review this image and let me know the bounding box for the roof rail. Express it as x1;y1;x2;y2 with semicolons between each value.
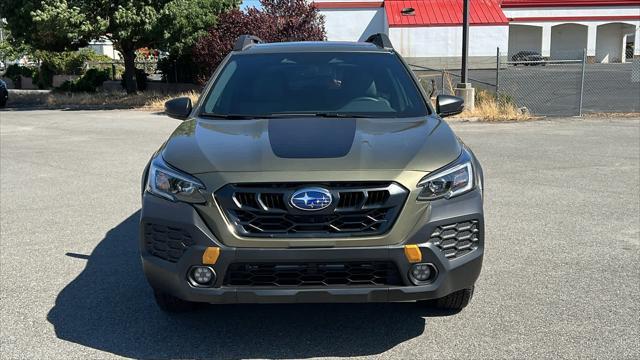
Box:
233;35;263;51
365;33;393;50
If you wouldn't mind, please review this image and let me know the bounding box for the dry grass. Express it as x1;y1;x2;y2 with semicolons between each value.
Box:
143;91;200;111
419;71;530;121
35;87;533;122
454;90;533;122
443;71;456;94
44;90;200;111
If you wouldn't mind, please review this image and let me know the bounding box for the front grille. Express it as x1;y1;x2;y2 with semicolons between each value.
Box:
428;220;480;259
216;182;408;238
224;262;402;287
144;223;194;262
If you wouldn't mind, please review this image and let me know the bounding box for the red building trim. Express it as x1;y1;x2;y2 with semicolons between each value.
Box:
510;15;640;22
385;0;508;27
388;23;508;27
313;1;384;9
502;0;640;7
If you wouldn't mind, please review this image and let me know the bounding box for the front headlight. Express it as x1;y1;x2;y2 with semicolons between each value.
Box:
417;149;474;201
146;156;206;204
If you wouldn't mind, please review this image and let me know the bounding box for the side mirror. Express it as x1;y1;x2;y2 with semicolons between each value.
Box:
436;95;464;117
164;97;192;120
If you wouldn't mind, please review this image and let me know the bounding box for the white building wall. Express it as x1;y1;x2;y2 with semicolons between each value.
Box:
389;26;508;57
551;23;588;59
320;8;387;41
508;25;543;56
318;3;639;64
87;39;119;59
504;5;640;61
502;6;640;18
634;26;640;57
596;23;625;62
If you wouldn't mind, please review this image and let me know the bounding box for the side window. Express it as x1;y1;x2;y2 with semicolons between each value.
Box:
204;61;238;113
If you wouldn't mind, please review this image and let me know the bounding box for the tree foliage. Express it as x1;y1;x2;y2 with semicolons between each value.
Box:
193;0;325;80
0;23;34;63
0;0;239;92
260;0;326;42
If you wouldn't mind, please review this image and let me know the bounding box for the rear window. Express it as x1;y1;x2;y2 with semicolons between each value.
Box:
202;52;428;118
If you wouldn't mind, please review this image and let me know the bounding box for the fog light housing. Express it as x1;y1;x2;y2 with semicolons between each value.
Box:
409;263;437;285
188;266;216;287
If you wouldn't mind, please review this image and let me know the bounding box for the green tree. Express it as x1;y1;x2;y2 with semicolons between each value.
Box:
0;22;34;64
0;0;238;93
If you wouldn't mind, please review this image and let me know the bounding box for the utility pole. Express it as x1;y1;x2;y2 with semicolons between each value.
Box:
455;0;475;110
461;0;469;84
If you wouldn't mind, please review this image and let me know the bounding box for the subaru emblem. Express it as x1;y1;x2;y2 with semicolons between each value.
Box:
290;187;332;211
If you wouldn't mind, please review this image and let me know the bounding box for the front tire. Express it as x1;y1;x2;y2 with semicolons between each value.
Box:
153;290;197;313
424;286;475;311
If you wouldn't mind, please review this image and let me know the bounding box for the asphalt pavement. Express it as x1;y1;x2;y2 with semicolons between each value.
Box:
1;110;639;359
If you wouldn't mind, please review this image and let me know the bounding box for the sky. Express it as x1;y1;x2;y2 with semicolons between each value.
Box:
240;0;262;10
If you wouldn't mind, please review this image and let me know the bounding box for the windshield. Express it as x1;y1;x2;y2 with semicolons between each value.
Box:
201;52;428;118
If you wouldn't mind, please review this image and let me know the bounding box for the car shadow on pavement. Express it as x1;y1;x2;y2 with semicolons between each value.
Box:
48;211;456;359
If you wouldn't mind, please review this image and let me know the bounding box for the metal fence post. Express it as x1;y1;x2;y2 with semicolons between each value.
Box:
496;47;500;96
579;48;586;116
441;69;445;95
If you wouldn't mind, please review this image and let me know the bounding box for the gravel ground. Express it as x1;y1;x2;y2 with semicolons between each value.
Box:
1;110;638;359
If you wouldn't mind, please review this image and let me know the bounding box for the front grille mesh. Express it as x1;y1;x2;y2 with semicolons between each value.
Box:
224;262;402;287
144;223;193;262
217;182;408;238
231;208;391;235
428;220;480;259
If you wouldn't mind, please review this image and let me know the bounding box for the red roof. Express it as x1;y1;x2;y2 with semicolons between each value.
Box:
501;0;640;7
386;0;508;27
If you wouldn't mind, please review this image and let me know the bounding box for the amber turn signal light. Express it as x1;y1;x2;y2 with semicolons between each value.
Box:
202;247;220;265
404;245;422;263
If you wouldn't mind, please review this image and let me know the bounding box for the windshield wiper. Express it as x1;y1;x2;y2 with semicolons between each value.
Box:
201;112;373;119
315;112;370;118
200;113;272;120
271;112;371;118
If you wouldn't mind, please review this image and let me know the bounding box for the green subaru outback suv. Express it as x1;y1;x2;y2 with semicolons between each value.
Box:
140;34;484;312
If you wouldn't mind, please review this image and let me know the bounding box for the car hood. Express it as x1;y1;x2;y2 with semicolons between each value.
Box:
162;116;461;174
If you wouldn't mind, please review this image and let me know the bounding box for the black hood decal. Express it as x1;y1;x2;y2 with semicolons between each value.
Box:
268;118;356;158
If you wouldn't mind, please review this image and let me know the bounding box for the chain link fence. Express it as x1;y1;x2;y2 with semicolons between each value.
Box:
411;64;498;97
498;60;584;116
582;62;640;113
410;49;640;116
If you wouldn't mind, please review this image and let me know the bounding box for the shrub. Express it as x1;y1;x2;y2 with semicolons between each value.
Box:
157;55;200;83
56;68;110;92
461;90;530;121
4;64;36;88
33;65;54;89
193;0;325;82
44;49;113;75
32;49;113;89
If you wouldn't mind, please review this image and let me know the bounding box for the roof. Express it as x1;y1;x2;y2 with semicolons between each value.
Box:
501;0;640;7
385;0;508;27
238;41;392;54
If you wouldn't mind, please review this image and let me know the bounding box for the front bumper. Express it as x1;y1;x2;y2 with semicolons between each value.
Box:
140;191;484;304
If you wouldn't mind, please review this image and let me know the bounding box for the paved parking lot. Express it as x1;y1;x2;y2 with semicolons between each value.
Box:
1;110;639;359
